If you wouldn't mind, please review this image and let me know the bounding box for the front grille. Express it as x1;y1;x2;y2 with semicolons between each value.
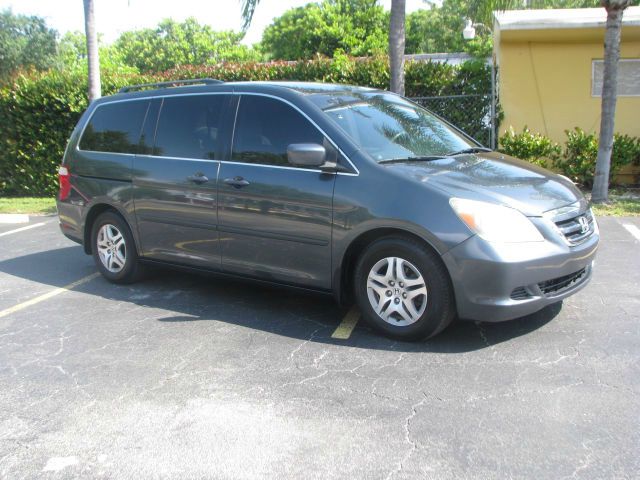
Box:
538;268;587;296
554;209;595;245
510;286;531;300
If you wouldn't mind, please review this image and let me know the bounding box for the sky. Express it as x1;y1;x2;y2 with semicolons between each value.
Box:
0;0;434;45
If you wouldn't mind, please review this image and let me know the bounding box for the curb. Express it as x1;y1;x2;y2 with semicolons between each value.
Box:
0;214;30;224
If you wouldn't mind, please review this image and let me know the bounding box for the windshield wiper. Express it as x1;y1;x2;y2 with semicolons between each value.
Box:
445;147;492;156
378;155;445;164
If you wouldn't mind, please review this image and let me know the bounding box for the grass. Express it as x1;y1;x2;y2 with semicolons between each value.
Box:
591;197;640;216
0;197;56;215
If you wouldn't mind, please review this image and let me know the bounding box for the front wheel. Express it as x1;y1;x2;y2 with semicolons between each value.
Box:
354;236;455;341
91;211;143;284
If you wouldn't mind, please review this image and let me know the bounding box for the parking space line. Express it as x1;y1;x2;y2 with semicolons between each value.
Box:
0;222;47;238
622;224;640;242
0;272;100;320
331;306;360;339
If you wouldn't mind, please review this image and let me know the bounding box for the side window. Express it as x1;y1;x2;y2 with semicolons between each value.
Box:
153;95;227;159
79;100;149;153
232;95;325;168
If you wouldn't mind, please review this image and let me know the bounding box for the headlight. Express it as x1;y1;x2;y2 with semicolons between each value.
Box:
450;198;544;243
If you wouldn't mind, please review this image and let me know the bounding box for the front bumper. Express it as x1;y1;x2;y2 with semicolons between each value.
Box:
441;222;599;322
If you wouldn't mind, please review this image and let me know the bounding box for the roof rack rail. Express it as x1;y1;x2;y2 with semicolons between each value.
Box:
118;78;223;94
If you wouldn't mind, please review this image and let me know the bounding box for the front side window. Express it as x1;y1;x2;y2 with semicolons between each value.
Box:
308;92;476;162
79;100;149;154
232;95;325;168
153;95;227;159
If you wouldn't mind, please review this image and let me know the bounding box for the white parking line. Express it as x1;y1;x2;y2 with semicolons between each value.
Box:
622;224;640;242
0;222;47;238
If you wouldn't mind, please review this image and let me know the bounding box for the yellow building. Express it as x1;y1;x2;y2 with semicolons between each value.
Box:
494;7;640;183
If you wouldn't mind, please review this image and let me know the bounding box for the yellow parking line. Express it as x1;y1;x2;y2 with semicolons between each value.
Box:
331;306;360;339
0;272;101;320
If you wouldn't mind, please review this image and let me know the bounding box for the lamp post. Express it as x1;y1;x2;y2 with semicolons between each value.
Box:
463;19;496;150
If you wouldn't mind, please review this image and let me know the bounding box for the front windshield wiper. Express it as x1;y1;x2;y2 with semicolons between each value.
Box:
445;147;492;156
378;155;445;164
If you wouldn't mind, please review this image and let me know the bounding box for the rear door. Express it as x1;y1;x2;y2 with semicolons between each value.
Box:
132;93;233;268
217;94;337;289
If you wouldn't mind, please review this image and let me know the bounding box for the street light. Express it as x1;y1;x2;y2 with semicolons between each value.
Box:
463;19;476;40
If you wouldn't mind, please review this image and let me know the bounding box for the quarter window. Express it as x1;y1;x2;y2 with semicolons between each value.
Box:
153;95;227;159
79;100;149;153
232;96;325;168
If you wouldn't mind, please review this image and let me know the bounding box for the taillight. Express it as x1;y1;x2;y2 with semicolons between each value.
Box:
58;165;71;200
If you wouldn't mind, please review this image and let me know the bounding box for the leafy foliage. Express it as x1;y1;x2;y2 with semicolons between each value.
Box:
0;9;58;82
113;18;261;73
499;126;561;167
500;127;640;187
261;0;388;60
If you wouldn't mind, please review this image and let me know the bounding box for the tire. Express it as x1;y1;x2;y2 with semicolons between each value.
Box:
354;236;455;341
90;211;143;284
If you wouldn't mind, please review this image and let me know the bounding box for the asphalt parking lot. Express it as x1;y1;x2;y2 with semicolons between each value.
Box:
0;216;639;479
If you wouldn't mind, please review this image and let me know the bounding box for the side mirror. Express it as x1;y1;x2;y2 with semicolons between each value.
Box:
287;143;326;168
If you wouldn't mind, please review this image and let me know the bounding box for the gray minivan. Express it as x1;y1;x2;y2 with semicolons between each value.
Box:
57;79;598;340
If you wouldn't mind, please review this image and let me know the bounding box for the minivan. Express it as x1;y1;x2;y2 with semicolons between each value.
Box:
57;79;599;340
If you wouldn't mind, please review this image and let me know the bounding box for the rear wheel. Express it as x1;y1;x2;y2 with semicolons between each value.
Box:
91;211;143;284
354;236;455;341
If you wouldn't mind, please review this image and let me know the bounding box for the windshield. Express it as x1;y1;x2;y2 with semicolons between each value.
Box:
308;91;477;162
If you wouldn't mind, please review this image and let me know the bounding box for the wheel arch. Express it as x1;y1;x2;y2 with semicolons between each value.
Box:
82;203;136;255
335;227;451;306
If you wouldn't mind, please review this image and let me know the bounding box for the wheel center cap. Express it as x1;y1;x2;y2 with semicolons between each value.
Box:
394;287;400;295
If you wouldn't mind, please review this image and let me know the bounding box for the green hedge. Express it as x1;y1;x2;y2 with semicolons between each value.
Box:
0;57;492;196
499;127;640;187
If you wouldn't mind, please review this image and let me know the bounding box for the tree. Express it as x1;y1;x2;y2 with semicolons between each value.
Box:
406;0;602;56
389;0;406;94
261;0;387;60
83;0;101;102
0;9;57;82
592;0;632;203
113;18;260;73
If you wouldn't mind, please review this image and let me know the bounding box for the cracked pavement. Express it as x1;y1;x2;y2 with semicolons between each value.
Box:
0;216;638;479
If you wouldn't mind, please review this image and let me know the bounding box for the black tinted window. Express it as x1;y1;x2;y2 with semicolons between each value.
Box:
232;96;324;167
79;100;148;153
154;95;226;159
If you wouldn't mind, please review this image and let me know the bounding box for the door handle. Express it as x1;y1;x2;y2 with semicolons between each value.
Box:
187;173;209;184
224;176;250;188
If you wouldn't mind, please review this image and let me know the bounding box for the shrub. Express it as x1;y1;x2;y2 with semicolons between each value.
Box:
553;128;640;187
499;126;561;167
499;127;640;188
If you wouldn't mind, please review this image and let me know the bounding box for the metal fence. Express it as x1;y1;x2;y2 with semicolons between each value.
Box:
410;94;495;148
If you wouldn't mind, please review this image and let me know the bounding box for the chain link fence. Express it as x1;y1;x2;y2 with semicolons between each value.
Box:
410;94;495;148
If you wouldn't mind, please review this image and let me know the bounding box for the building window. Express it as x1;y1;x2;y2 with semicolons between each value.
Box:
592;59;640;97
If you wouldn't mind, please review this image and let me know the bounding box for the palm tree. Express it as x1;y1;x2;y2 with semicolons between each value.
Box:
389;0;406;95
592;0;631;204
83;0;101;102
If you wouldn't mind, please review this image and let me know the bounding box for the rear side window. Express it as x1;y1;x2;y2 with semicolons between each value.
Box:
79;100;148;153
232;95;324;167
153;95;227;160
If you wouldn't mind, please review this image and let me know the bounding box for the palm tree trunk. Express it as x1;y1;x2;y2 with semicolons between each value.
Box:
389;0;406;95
83;0;101;102
592;3;628;203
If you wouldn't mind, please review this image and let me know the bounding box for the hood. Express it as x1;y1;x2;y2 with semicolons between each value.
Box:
384;152;583;216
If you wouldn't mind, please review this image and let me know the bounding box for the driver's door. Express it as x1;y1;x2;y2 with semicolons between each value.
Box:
217;95;336;289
